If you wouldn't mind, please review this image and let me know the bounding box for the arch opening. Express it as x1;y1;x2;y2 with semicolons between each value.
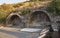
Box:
7;15;24;28
29;11;51;28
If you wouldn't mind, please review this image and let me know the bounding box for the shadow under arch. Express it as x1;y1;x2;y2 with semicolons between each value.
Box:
30;11;51;23
6;13;24;28
29;10;53;31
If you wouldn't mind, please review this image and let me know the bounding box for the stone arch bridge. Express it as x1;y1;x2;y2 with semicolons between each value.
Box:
6;7;53;29
5;1;60;31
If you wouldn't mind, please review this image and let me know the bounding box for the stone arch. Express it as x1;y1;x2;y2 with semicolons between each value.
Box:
28;10;51;28
6;13;24;27
30;10;51;22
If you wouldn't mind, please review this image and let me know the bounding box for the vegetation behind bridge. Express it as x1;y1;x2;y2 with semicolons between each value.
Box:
0;0;60;24
46;0;60;15
0;0;45;23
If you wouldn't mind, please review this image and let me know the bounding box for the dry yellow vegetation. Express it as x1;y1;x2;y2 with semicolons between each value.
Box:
0;0;51;23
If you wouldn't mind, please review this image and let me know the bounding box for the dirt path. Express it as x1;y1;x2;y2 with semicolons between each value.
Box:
0;27;39;38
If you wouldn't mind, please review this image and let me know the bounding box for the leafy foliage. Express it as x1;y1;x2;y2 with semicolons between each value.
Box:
46;0;60;15
0;3;14;23
21;7;30;15
0;10;9;23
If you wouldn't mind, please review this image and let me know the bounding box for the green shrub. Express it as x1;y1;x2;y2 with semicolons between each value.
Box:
21;8;30;15
0;10;10;23
0;13;6;23
46;0;60;15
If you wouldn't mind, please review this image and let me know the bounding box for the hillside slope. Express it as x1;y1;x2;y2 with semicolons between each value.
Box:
0;0;51;23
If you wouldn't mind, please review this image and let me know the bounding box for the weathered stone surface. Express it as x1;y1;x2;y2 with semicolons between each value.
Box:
6;6;60;31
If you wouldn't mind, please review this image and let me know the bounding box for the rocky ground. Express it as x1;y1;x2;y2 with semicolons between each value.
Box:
0;26;60;38
0;26;40;38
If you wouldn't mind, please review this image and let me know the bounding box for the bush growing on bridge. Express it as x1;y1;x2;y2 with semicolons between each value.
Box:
21;7;30;15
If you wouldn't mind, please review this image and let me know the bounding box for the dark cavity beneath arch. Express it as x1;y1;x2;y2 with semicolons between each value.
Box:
30;11;51;23
29;11;52;28
7;15;24;28
10;15;21;22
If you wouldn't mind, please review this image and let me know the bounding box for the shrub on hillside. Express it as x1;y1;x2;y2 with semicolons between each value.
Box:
46;0;60;15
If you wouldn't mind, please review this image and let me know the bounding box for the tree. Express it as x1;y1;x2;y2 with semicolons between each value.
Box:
21;7;30;15
46;0;60;15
